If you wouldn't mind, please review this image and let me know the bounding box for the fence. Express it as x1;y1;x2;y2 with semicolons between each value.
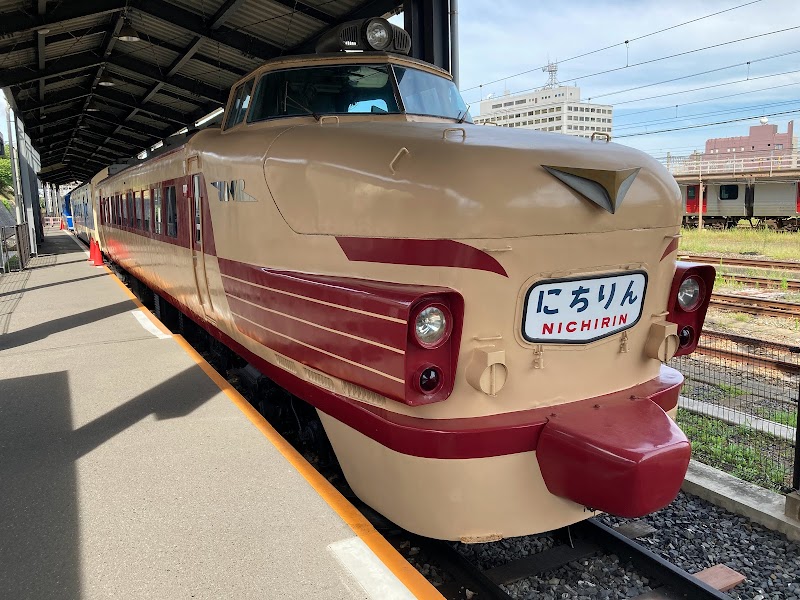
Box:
0;223;31;273
664;153;798;176
670;329;800;493
42;216;60;228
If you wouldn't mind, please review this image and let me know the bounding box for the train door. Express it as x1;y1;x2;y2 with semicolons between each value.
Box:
744;184;755;219
686;185;707;214
189;167;214;320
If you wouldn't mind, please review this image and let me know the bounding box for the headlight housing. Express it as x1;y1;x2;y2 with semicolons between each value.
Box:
365;19;391;50
677;276;703;311
414;305;449;347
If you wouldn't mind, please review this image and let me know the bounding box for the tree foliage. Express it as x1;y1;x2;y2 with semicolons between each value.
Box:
0;145;13;198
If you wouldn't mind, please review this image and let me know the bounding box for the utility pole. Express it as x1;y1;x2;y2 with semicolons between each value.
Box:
697;160;704;230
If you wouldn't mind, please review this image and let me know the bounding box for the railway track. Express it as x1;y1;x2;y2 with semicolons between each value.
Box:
718;273;800;291
393;519;732;600
694;329;800;374
709;292;800;318
679;254;800;273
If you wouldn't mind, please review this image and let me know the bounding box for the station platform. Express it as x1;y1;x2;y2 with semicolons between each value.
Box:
0;230;440;600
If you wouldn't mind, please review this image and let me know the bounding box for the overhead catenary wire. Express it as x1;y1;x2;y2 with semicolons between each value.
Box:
464;25;800;103
614;108;800;138
615;77;800;119
460;0;765;93
612;98;800;131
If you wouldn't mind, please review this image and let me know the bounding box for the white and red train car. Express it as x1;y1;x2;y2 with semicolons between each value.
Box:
78;19;713;541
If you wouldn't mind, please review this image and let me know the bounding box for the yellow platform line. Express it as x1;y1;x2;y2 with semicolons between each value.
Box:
104;268;442;600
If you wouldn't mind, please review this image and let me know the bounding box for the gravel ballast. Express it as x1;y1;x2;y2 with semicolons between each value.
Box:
452;492;800;599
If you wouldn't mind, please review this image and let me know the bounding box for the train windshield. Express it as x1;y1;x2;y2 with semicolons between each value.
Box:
247;63;470;122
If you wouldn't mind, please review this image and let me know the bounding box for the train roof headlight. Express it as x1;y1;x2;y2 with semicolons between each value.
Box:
365;19;391;50
414;305;449;348
677;276;703;311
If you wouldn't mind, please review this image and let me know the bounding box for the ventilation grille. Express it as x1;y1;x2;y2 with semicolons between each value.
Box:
339;25;359;47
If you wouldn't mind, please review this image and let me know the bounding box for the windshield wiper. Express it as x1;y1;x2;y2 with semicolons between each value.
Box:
456;104;471;124
285;95;320;121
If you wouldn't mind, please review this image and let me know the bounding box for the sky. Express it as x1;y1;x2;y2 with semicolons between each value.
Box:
454;0;800;159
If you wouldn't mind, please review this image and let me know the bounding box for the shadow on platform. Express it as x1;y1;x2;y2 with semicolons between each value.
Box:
0;366;219;598
0;273;108;300
0;301;134;352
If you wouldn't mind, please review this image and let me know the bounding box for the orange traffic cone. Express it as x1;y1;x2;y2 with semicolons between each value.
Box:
88;239;95;262
60;219;65;230
92;240;104;267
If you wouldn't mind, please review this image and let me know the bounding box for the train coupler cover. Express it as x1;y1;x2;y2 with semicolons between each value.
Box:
536;394;690;518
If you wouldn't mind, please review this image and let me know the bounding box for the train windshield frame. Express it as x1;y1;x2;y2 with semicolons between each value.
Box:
246;63;471;123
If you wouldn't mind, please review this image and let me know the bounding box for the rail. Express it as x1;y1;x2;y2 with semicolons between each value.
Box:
678;254;800;273
718;274;800;292
395;519;731;599
0;223;31;273
709;293;800;318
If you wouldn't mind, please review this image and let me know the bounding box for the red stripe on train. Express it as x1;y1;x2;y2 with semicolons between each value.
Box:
336;237;509;278
226;294;405;378
220;275;408;350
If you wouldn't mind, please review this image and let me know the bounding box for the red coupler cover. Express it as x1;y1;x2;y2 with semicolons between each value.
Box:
536;396;690;517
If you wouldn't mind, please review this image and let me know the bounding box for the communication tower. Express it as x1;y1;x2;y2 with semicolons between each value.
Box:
542;61;558;89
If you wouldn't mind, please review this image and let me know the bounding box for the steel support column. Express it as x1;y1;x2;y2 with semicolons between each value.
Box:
404;0;451;74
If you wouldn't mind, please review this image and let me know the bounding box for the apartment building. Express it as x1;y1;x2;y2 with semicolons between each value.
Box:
474;85;613;138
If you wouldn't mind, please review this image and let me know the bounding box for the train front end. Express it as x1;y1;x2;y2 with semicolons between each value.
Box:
214;20;716;541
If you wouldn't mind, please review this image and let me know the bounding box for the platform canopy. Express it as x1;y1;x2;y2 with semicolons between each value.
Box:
0;0;408;185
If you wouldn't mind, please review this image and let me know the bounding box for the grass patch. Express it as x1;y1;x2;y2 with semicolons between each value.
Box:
676;409;792;491
680;227;800;261
717;383;746;397
753;407;798;428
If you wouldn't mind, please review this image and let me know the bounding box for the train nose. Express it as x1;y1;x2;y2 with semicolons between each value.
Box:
536;397;690;517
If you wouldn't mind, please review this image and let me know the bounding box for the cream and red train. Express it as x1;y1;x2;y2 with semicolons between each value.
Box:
70;19;714;541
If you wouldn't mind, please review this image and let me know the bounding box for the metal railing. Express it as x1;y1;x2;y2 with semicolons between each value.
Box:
669;330;800;493
664;153;798;176
0;223;31;273
42;216;61;228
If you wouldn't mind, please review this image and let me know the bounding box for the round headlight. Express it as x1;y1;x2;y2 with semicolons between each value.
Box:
677;276;703;311
365;20;391;50
414;306;448;347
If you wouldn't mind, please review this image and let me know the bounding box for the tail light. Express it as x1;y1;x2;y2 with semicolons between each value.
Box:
667;262;715;356
406;294;463;404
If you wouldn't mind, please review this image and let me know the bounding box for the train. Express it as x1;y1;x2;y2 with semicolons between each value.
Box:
681;181;800;230
65;17;714;541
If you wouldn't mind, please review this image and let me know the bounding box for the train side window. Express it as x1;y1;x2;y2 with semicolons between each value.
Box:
165;185;178;238
122;193;129;226
143;189;151;232
135;191;143;229
687;187;696;200
224;79;254;130
154;187;163;234
719;185;739;200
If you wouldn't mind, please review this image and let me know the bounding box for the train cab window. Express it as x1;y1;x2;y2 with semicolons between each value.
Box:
395;66;470;121
719;185;739;200
143;189;151;232
153;187;163;234
224;79;254;129
135;191;143;229
165;185;178;238
248;65;401;121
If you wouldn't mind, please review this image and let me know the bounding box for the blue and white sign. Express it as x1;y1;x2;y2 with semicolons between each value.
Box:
522;272;647;344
